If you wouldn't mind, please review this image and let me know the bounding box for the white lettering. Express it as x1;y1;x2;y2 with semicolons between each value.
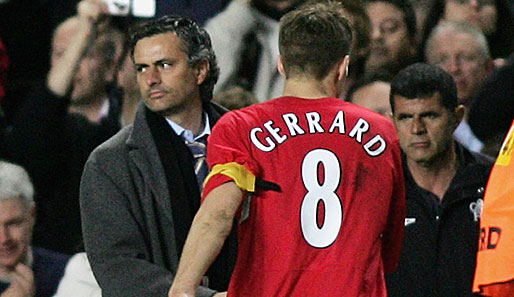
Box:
363;135;386;156
306;112;324;134
348;118;369;143
328;111;346;134
250;127;275;152
264;120;288;144
249;111;388;156
282;113;305;137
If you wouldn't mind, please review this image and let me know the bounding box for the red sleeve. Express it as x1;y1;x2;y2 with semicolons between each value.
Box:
381;138;406;273
203;111;260;200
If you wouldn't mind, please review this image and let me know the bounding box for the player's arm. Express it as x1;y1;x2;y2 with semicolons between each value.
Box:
168;181;243;297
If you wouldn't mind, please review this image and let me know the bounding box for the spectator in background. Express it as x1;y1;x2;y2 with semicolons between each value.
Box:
347;70;393;116
156;0;229;25
0;160;70;297
205;0;306;102
116;50;141;126
469;54;514;157
425;21;493;153
420;0;514;62
80;15;236;297
2;0;123;255
408;0;432;40
386;63;493;297
364;0;418;75
213;85;258;110
331;0;371;97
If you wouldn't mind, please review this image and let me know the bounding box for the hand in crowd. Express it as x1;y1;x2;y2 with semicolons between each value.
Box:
1;264;35;297
493;58;507;68
77;0;108;25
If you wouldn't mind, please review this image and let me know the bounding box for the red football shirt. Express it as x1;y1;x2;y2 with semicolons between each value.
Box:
204;97;405;297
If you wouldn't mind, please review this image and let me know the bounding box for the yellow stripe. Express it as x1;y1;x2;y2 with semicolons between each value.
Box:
204;162;256;192
497;124;514;166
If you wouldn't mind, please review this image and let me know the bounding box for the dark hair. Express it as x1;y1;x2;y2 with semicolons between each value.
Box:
390;63;458;112
347;69;393;102
128;15;220;103
366;0;417;41
279;0;353;80
419;0;514;60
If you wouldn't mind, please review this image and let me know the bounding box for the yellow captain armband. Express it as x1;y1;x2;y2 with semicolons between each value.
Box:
203;162;256;192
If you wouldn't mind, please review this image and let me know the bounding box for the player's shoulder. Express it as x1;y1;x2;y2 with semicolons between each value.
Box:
216;99;277;126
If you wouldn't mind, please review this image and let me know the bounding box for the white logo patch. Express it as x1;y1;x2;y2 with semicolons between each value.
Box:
469;199;484;222
405;218;416;226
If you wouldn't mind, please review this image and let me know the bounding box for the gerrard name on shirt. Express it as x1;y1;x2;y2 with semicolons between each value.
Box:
249;110;387;157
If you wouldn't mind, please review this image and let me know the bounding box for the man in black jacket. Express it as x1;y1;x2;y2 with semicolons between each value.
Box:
80;15;236;297
386;63;493;297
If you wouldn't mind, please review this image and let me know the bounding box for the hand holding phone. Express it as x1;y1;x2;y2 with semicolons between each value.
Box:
103;0;130;16
103;0;155;17
78;0;109;23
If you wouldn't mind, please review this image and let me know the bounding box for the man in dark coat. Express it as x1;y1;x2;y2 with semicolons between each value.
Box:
80;15;236;297
386;63;493;297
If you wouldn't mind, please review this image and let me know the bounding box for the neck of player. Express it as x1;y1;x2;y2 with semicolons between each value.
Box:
282;75;342;99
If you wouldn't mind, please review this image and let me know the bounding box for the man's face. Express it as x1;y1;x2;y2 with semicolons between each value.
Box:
51;21;111;105
444;0;497;34
351;81;392;116
0;199;34;272
134;32;203;118
426;30;492;106
365;1;415;72
392;93;457;166
117;54;139;99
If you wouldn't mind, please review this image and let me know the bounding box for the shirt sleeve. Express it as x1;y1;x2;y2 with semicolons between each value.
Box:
203;111;261;199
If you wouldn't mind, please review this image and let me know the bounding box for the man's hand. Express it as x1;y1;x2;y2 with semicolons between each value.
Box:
213;293;227;297
77;0;108;24
1;264;35;297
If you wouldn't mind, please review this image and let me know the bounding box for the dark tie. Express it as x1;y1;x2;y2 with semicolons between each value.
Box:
186;139;209;191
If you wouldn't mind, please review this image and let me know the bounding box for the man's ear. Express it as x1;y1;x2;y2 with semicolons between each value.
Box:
196;60;210;85
337;55;350;81
278;55;286;77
